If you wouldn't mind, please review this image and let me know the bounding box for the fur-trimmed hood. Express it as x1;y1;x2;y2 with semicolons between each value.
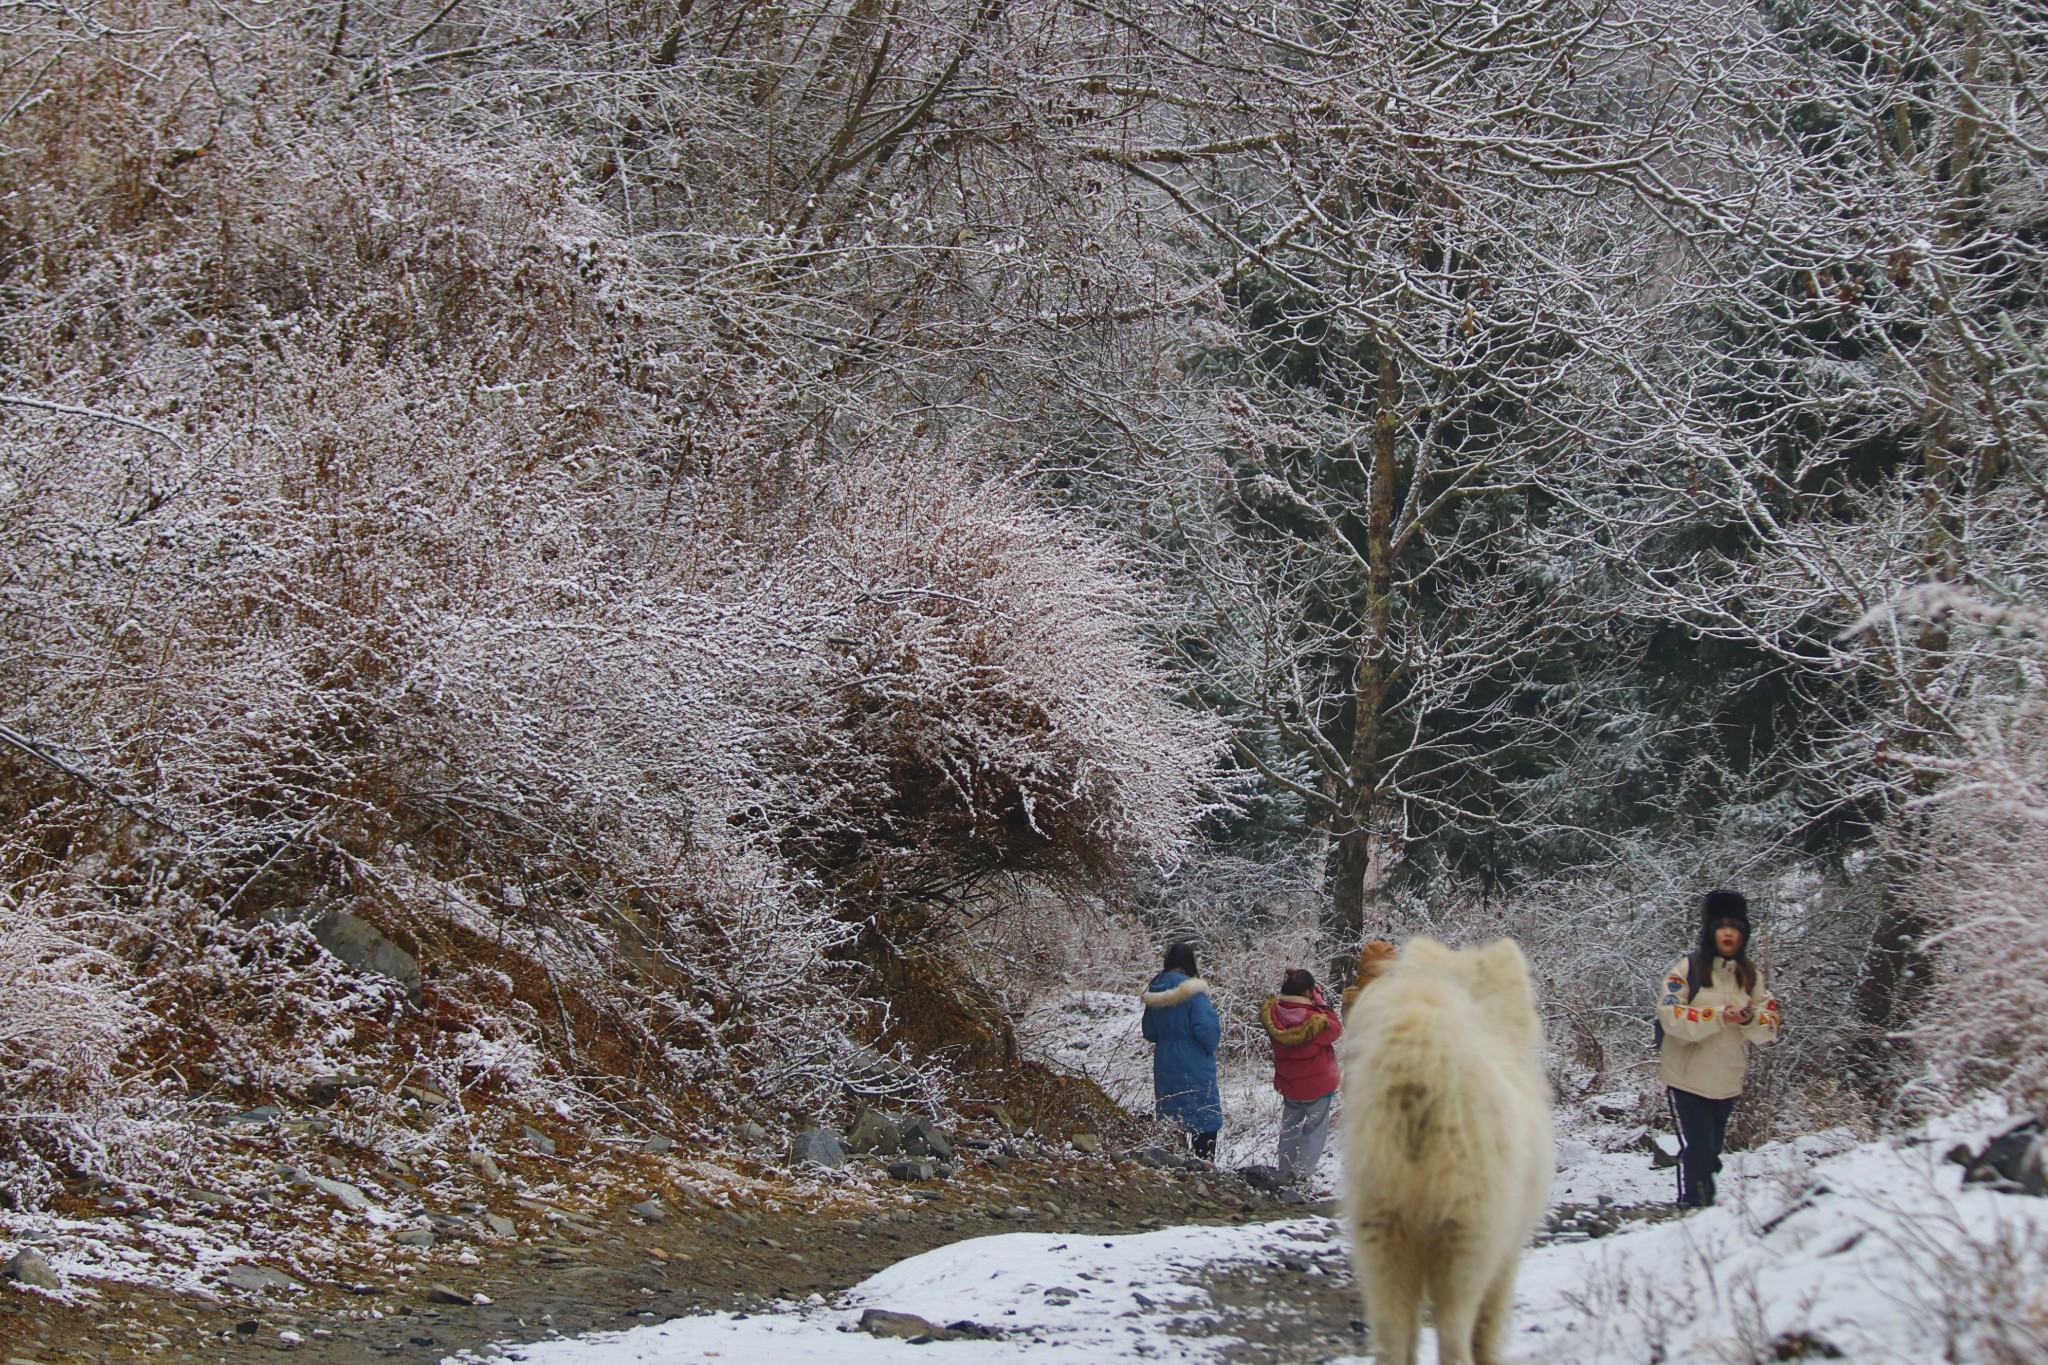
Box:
1261;994;1333;1046
1264;988;1341;1102
1141;975;1210;1009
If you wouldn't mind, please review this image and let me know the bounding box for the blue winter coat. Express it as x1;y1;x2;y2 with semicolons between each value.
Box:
1141;971;1222;1134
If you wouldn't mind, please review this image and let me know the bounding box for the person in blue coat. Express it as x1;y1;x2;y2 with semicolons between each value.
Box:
1141;941;1223;1160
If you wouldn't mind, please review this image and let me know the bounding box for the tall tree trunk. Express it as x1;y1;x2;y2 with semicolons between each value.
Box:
1852;65;1984;1075
1328;341;1401;981
1852;406;1957;1079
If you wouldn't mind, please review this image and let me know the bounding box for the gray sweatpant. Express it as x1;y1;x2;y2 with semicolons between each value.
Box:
1277;1091;1333;1185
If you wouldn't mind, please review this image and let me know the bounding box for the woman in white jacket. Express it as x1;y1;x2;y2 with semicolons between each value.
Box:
1658;890;1780;1207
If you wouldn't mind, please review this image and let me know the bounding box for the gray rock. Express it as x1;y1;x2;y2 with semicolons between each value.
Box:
277;1166;373;1212
393;1229;437;1248
180;1185;235;1210
2;1248;60;1291
844;1046;916;1085
641;1135;674;1155
740;1120;769;1144
306;1074;375;1107
985;1151;1012;1170
399;1084;450;1108
484;1214;517;1237
219;1104;282;1127
1960;1115;2047;1195
859;1308;948;1341
311;911;423;1003
1648;1132;1681;1170
219;1264;303;1293
887;1159;934;1182
423;1284;473;1306
520;1124;557;1156
845;1109;902;1156
1070;1132;1101;1154
630;1198;667;1222
788;1128;846;1169
1590;1092;1637;1120
466;1150;505;1184
899;1117;953;1161
1236;1164;1285;1193
425;1212;476;1239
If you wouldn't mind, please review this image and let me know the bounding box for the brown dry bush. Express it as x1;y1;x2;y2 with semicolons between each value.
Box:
0;4;1220;1203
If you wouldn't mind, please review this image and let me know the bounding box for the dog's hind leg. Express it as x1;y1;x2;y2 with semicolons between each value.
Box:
1427;1252;1486;1365
1472;1259;1516;1365
1433;1285;1482;1365
1357;1238;1422;1365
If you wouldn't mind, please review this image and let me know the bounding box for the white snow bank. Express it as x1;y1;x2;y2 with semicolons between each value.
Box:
1512;1113;2048;1363
468;1113;2048;1365
467;1218;1337;1363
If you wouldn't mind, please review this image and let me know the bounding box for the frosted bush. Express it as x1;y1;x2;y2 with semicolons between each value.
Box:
1907;745;2048;1113
0;885;149;1206
0;0;1222;1208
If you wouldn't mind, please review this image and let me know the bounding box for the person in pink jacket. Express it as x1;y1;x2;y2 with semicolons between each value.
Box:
1658;890;1781;1206
1260;967;1342;1199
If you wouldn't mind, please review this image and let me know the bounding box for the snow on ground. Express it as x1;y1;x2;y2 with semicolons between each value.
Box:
1511;1111;2048;1364
466;1218;1337;1364
467;1110;2048;1365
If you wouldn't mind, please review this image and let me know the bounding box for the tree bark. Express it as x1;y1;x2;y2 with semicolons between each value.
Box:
1327;340;1401;980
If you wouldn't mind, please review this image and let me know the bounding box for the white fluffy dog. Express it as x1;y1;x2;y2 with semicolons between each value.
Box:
1337;937;1553;1365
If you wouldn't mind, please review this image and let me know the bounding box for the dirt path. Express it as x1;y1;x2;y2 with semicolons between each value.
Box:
2;1155;1291;1362
3;1142;1689;1365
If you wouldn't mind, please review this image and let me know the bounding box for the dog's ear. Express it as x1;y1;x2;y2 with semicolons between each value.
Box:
1470;939;1541;1044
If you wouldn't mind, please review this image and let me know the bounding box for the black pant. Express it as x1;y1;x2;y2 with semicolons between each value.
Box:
1668;1087;1737;1207
1186;1130;1216;1162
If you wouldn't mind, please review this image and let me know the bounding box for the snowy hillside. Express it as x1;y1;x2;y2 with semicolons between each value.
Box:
474;1114;2048;1364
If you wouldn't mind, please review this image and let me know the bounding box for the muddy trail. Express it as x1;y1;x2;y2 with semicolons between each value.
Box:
3;1153;1287;1363
3;1139;1685;1365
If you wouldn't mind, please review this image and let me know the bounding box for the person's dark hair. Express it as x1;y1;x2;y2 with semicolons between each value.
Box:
1695;889;1757;995
1281;967;1316;997
1162;941;1199;978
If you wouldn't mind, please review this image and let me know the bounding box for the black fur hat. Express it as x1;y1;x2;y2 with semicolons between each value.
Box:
1701;889;1751;944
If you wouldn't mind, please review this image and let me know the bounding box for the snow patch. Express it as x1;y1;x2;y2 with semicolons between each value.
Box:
477;1115;2048;1364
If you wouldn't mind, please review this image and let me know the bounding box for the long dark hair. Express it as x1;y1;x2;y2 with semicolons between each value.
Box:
1162;941;1199;978
1693;915;1757;996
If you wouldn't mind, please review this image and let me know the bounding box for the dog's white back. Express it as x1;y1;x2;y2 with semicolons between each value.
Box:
1337;937;1553;1365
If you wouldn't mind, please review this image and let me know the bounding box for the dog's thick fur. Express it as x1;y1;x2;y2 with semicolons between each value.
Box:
1337;937;1552;1365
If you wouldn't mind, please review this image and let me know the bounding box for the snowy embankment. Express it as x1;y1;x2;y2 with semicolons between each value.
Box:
469;1111;2048;1364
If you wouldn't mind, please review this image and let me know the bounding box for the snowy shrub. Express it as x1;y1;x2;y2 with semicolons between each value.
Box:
1849;589;2048;1117
783;456;1226;907
1900;724;2048;1115
0;885;150;1207
0;0;1221;1206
